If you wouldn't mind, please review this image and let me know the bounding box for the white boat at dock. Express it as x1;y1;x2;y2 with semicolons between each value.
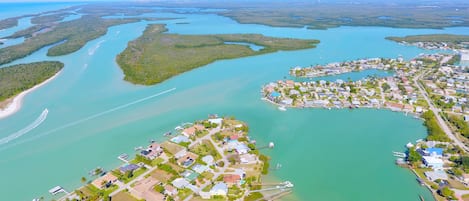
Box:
278;106;287;111
49;186;67;195
392;151;406;158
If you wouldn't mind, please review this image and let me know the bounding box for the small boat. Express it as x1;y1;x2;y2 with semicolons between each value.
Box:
278;106;287;111
134;146;144;151
89;166;104;176
118;153;128;160
419;194;425;201
163;131;172;136
406;142;414;148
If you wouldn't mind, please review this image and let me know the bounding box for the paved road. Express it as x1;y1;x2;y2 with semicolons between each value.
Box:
414;70;469;152
184;125;229;201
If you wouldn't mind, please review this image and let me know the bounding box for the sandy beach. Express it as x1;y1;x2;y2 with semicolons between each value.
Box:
0;70;62;119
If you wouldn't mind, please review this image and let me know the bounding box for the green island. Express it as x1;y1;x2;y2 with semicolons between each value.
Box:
221;3;469;29
30;12;73;24
60;116;285;201
116;24;319;85
6;24;54;39
0;16;139;65
0;16;23;30
139;1;469;30
0;61;63;104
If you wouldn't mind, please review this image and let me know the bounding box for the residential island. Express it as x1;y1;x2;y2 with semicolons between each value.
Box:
55;116;285;201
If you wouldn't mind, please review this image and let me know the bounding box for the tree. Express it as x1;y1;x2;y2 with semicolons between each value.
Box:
407;147;422;164
81;176;87;184
381;83;391;92
461;156;469;169
126;170;134;179
438;186;455;199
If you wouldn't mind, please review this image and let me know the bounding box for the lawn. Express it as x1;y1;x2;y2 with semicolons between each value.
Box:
190;140;221;160
161;141;185;155
112;191;139;201
177;188;193;200
150;169;173;183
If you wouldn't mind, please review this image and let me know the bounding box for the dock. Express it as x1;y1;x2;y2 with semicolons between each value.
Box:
49;186;68;195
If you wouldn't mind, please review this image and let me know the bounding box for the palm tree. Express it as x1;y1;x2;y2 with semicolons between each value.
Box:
81;176;87;184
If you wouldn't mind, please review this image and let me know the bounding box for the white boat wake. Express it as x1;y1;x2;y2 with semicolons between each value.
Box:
0;88;176;150
0;108;48;145
88;40;106;56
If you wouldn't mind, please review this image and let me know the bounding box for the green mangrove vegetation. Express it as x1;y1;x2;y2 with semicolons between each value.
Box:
0;16;139;65
30;12;72;24
212;2;469;29
6;24;53;39
422;111;451;142
0;61;63;102
0;16;21;30
386;34;469;43
116;24;319;85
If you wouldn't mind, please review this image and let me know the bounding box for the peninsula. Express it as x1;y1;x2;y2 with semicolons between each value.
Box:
0;16;140;65
261;48;469;200
116;24;319;85
58;116;285;201
386;34;469;50
0;61;63;118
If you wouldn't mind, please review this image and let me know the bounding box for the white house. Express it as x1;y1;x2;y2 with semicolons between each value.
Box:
210;182;228;196
202;155;214;166
208;118;223;125
172;178;189;189
422;156;444;170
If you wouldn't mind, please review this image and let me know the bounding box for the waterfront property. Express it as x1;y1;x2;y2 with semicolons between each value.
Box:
263;56;435;113
60;115;274;201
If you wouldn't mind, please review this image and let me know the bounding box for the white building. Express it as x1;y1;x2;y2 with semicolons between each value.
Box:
422;156;444;170
210;182;228;196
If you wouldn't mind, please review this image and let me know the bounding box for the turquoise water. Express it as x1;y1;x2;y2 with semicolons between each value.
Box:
1;6;469;201
224;41;264;51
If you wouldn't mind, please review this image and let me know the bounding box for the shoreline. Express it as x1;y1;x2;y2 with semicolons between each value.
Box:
0;69;62;119
261;97;422;117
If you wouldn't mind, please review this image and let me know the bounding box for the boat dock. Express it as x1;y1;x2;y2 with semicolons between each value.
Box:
49;186;68;195
118;153;129;163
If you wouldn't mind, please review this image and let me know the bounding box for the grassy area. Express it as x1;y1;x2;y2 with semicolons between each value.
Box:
0;16;139;65
0;61;63;103
177;188;193;200
463;194;469;201
150;169;173;183
386;34;469;44
161;141;185;155
190;140;221;160
116;24;318;85
112;191;139;201
244;192;264;201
